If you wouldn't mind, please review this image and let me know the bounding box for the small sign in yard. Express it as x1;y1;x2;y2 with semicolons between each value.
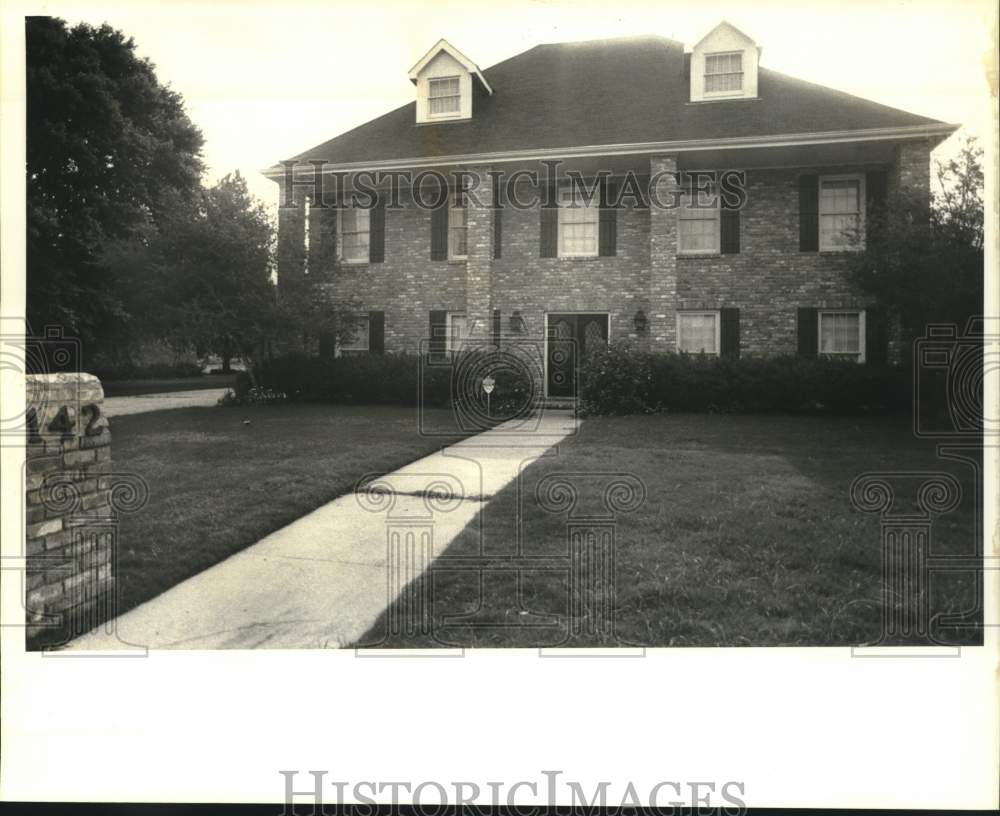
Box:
482;375;495;417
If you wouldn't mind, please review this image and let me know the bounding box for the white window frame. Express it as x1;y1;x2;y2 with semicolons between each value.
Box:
448;193;468;260
428;75;462;118
557;187;599;258
704;51;744;97
818;173;866;252
676;311;721;356
445;311;467;353
677;184;721;255
818;309;866;363
337;203;370;264
338;313;371;354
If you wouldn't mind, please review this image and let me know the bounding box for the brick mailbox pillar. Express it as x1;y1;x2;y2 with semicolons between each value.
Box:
24;373;116;647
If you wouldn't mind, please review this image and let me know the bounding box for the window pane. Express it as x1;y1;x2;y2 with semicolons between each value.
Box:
558;190;598;255
678;314;718;354
449;202;467;257
705;52;742;92
820;180;860;214
429;77;460;114
820;312;860;355
448;313;467;352
342;316;370;351
340;206;370;262
678;190;718;251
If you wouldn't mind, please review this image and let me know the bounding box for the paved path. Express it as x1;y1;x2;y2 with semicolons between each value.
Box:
68;411;578;650
102;388;230;417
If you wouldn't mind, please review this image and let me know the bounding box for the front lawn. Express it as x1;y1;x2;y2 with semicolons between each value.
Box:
108;404;466;616
358;414;981;648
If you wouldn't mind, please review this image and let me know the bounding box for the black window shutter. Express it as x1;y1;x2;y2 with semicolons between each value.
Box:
429;310;447;357
720;201;740;255
799;175;819;252
598;179;618;257
493;208;502;259
865;306;887;365
492;309;501;346
430;205;448;261
866;170;888;219
318;331;336;359
720;308;740;357
368;311;385;354
540;184;558;258
369;196;385;263
797;307;819;357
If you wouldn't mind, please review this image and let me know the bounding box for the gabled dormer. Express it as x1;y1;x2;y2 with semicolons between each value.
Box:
409;39;493;124
689;22;760;102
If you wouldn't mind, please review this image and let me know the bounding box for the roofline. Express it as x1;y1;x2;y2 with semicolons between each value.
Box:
261;122;959;179
692;20;759;50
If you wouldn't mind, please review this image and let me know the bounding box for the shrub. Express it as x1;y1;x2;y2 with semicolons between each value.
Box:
91;360;204;380
580;344;908;416
250;350;537;421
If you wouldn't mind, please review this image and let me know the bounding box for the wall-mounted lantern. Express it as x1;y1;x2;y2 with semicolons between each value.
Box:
633;309;648;334
509;310;525;334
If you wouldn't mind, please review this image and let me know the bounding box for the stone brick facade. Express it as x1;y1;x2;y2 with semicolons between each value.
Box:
277;144;931;376
25;374;114;648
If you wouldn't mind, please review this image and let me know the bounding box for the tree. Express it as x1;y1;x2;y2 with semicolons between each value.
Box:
26;17;204;355
849;137;984;349
155;172;277;376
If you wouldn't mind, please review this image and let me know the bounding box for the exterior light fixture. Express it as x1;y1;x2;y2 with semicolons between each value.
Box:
633;309;648;334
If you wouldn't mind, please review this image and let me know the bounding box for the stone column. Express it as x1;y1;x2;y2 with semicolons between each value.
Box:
649;155;680;352
463;166;495;342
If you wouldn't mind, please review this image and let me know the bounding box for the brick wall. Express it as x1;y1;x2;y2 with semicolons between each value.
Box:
25;374;114;648
276;144;930;362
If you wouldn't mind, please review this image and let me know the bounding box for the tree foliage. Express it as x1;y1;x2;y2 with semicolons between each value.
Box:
849;137;984;340
26;16;204;350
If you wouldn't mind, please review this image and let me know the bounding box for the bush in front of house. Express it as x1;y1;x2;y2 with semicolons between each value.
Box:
244;350;537;420
579;344;909;415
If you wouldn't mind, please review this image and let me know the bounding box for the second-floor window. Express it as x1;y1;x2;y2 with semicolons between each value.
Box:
677;185;720;254
819;174;865;251
449;194;468;259
705;52;743;94
339;204;370;263
558;188;599;257
429;76;461;116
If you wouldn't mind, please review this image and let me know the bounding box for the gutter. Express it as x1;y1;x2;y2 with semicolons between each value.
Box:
259;122;960;180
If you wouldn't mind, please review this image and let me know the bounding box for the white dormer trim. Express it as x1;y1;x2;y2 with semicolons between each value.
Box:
690;21;761;103
408;38;493;95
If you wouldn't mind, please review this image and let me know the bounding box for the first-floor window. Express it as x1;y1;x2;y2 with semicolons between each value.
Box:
339;205;370;263
558;187;599;257
449;195;468;259
446;312;467;353
819;310;865;362
677;311;720;355
677;184;720;254
339;313;370;354
819;174;865;251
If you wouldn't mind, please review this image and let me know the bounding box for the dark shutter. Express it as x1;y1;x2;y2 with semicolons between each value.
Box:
720;200;740;255
369;196;385;263
866;170;888;240
318;331;336;359
720;308;740;357
493;208;502;259
492;309;501;347
797;308;819;357
540;183;558;258
368;311;385;354
799;174;819;252
598;179;618;257
429;310;447;357
430;205;448;261
865;306;887;365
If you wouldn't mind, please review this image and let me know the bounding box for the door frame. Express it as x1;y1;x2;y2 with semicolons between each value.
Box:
543;311;611;398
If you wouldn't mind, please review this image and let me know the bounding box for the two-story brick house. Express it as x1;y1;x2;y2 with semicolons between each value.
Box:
267;22;956;398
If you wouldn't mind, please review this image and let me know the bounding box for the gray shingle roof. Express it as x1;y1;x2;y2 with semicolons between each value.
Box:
284;35;947;167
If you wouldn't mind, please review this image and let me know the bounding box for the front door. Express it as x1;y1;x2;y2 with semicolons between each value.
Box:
546;313;609;397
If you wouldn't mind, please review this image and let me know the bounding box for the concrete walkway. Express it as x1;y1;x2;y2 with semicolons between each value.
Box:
103;388;231;417
68;411;578;650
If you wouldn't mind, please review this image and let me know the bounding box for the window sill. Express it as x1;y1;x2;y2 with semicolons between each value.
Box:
677;251;721;258
338;261;370;269
817;248;863;256
447;257;468;264
556;254;602;261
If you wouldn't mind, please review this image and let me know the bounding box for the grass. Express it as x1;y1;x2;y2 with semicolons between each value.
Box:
102;374;235;397
108;403;466;616
358;414;982;648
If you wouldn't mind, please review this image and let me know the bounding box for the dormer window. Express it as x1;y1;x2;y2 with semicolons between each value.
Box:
429;76;461;116
704;51;743;95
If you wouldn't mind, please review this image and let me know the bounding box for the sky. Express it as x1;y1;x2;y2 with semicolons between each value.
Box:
36;0;999;210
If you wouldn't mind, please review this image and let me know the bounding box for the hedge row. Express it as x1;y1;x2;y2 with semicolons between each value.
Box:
241;351;538;420
579;345;910;415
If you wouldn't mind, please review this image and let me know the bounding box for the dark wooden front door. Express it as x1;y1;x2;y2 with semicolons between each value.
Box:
546;313;609;397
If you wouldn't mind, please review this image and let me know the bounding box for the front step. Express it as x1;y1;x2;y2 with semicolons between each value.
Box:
539;398;577;410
